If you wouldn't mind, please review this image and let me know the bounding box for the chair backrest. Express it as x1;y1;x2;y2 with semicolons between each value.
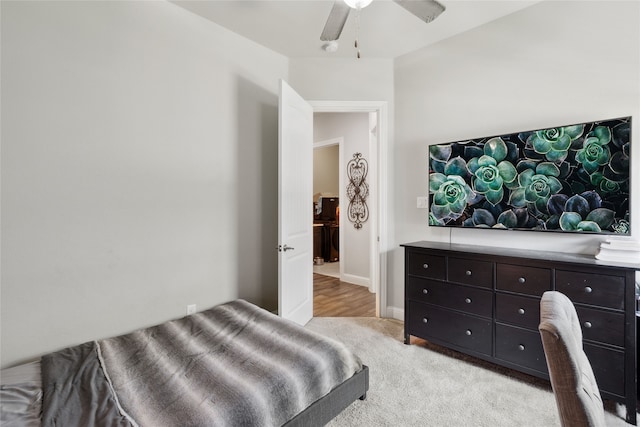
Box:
539;291;605;427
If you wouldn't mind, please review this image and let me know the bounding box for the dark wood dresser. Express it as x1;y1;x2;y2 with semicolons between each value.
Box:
402;241;638;424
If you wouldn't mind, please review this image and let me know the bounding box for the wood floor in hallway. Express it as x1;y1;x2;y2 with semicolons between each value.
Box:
313;273;376;317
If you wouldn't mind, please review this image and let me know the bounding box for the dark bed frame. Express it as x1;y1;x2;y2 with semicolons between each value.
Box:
284;365;369;427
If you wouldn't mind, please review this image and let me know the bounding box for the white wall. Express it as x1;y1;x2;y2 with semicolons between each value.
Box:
1;1;288;368
391;0;640;313
289;58;394;104
314;113;371;284
313;145;339;196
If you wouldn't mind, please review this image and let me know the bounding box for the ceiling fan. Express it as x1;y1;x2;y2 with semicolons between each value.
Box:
320;0;446;57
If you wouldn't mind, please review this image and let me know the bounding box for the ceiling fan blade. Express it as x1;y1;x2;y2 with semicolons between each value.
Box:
394;0;445;23
320;1;351;41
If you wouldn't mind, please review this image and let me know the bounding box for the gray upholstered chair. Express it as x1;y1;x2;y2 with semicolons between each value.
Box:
539;291;605;427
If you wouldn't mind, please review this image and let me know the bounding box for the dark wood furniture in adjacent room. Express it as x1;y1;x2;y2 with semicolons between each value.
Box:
313;222;339;262
313;197;340;262
402;241;638;425
326;224;339;262
313;224;324;259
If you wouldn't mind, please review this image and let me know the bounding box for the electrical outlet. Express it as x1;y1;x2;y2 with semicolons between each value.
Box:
186;304;197;315
416;196;429;209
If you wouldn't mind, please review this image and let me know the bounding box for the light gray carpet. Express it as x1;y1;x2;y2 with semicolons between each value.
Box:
305;317;632;427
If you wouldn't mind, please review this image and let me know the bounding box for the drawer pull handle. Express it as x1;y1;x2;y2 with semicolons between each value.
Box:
423;263;429;269
422;289;429;295
518;308;525;315
518;277;526;284
584;286;593;293
584;321;592;328
466;270;472;276
518;344;525;351
465;330;472;336
422;318;429;324
465;298;472;304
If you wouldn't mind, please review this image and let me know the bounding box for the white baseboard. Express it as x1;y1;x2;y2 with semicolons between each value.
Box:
341;273;370;288
385;306;404;321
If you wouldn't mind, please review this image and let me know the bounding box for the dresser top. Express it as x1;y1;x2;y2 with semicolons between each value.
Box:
401;241;639;271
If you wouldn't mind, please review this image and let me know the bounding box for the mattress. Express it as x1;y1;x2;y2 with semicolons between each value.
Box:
0;360;42;426
0;300;367;427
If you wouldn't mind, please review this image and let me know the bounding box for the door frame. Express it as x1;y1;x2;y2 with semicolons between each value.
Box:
309;100;388;317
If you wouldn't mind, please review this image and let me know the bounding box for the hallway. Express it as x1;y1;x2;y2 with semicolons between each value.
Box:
313;272;376;317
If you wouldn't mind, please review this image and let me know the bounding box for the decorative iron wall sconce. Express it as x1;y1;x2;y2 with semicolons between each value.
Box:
346;152;369;229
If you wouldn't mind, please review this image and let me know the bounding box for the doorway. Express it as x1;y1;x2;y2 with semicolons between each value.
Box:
277;83;388;323
311;108;383;318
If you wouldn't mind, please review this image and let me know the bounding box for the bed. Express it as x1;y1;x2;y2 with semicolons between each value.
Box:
0;299;369;426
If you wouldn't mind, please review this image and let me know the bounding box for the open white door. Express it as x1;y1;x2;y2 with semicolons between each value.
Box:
278;80;313;325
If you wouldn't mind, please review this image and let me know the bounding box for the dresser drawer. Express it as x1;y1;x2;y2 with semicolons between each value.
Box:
448;257;493;289
556;270;625;310
495;323;548;375
407;277;492;317
407;251;445;280
495;293;541;330
575;306;624;348
585;343;625;397
409;301;492;355
496;264;551;296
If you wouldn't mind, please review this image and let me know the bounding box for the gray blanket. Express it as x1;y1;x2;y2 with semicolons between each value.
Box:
43;300;362;427
41;342;134;427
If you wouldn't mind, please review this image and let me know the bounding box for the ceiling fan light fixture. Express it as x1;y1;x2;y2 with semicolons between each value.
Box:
343;0;373;9
322;41;339;53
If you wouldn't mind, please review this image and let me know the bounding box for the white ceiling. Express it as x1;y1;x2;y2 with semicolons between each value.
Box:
172;0;540;59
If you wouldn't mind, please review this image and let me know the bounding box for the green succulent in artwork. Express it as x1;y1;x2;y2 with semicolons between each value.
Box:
509;162;562;214
527;124;585;163
426;117;629;234
559;209;615;233
429;144;453;174
612;219;630;234
429;212;442;226
590;171;622;195
429;172;476;223
575;126;612;174
467;138;517;206
557;194;615;233
559;212;602;232
463;207;520;229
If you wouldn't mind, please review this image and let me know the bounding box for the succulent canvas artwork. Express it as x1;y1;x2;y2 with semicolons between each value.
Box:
428;117;631;234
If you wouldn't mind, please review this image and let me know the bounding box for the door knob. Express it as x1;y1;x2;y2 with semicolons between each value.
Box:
278;244;295;252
